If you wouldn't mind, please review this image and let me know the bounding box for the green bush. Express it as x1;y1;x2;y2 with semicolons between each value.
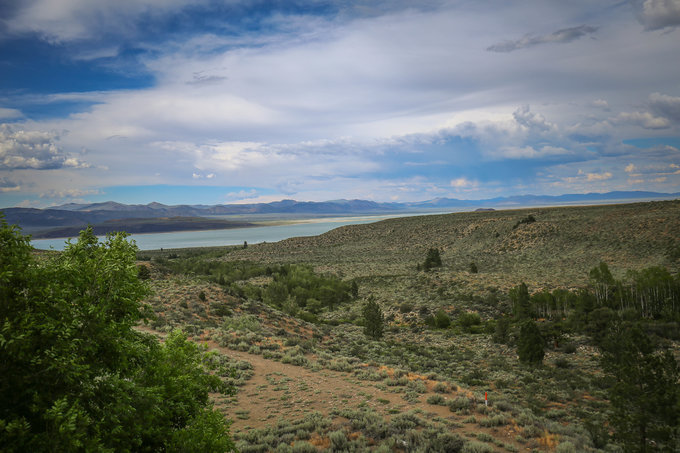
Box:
433;309;451;329
459;312;482;331
0;223;235;452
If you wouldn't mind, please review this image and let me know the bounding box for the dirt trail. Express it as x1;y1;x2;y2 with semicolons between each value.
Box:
138;326;526;450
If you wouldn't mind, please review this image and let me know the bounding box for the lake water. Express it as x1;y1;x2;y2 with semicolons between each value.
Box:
30;213;438;251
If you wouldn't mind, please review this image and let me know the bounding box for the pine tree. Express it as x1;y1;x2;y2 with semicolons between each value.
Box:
601;323;680;452
363;298;384;340
517;320;544;365
423;248;442;271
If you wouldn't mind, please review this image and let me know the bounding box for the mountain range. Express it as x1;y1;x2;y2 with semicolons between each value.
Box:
3;190;678;238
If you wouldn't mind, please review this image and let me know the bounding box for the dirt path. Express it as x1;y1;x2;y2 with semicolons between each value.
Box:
138;326;529;451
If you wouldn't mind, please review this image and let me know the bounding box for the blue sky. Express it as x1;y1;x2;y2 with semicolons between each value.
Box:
1;0;680;208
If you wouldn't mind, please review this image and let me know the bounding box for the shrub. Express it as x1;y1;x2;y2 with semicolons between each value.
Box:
427;395;446;405
459;312;482;331
399;302;414;313
137;264;151;280
433;309;451;329
462;441;494;453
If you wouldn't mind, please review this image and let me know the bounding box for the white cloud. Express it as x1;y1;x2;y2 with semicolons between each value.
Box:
0;124;89;170
625;163;636;173
6;0;211;42
635;0;680;31
450;177;478;188
649;92;680;123
0;108;23;119
0;177;21;192
586;171;612;181
591;99;610;110
614;111;670;129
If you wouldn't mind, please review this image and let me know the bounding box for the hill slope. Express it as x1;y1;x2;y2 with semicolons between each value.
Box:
229;200;680;292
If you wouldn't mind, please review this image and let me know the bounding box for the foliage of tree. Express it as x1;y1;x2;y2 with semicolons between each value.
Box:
469;262;478;273
350;280;359;299
423;247;442;272
517;320;544;365
510;282;532;320
601;323;680;452
492;316;511;344
0;220;234;452
362;298;384;340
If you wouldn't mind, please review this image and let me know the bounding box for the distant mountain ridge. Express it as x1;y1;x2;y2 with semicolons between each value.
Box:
3;191;678;237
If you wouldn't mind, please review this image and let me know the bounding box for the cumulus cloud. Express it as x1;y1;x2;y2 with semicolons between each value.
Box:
634;0;680;31
625;163;636;173
512;105;556;133
586;171;612;181
649;92;680;123
614;111;670;129
450;177;478;188
591;99;610;110
0;177;21;192
0;124;89;170
487;25;598;53
5;0;210;42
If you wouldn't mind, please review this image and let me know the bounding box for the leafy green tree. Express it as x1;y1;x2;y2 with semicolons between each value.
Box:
0;220;235;452
469;262;478;274
589;261;615;307
601;323;680;452
517;320;544;365
363;298;384;340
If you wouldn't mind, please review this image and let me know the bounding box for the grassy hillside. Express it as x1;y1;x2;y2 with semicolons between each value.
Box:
139;200;680;452
230;200;679;282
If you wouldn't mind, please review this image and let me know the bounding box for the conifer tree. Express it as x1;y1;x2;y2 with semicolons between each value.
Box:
517;320;544;365
363;298;384;340
601;323;680;452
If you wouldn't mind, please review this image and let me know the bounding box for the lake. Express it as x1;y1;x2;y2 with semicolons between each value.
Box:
30;213;441;251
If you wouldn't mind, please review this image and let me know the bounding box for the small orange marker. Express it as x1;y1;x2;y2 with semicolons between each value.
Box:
485;391;488;406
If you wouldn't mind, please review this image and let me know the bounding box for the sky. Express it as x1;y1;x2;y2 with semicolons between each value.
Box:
1;0;680;208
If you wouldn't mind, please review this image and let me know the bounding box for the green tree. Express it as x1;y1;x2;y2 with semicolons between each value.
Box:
589;261;615;307
0;220;235;452
362;298;384;340
423;247;442;271
517;320;544;365
601;323;680;452
492;316;511;344
350;280;359;299
510;282;532;320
